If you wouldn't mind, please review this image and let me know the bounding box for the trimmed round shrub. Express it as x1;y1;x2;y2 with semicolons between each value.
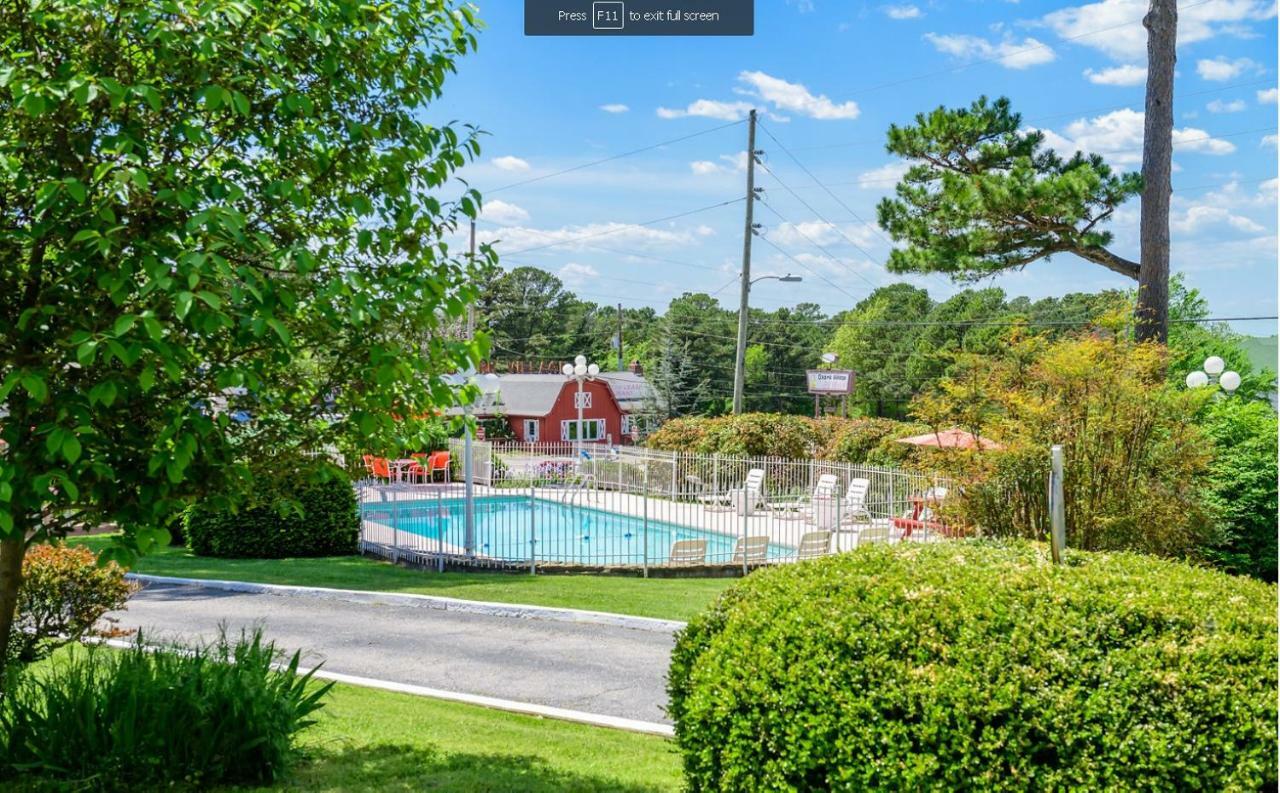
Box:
669;541;1278;791
184;466;358;558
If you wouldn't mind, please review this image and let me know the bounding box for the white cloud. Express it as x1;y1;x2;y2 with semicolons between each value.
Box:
1197;56;1261;81
492;155;531;172
771;219;882;250
1262;133;1279;147
1171;205;1265;234
689;151;749;176
1043;0;1277;61
735;71;860;120
1037;108;1236;165
1206;98;1247;113
481;222;700;254
1258;87;1278;103
480;199;529;224
882;4;922;19
599;103;630;114
856;161;910;188
657;99;754;121
1083;64;1147;85
923;33;1057;69
661;72;858;123
557;262;599;288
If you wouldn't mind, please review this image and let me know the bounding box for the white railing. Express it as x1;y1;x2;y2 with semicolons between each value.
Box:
356;441;955;573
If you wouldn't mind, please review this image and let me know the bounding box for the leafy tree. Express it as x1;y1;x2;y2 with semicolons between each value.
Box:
1199;399;1278;581
647;293;736;414
0;0;487;671
828;284;933;418
875;97;1163;335
914;334;1213;557
746;303;829;414
905;288;1009;390
476;266;591;362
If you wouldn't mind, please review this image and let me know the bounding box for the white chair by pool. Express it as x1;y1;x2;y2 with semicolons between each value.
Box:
841;477;872;525
726;468;766;516
796;530;832;561
731;535;771;566
669;539;708;566
769;474;837;518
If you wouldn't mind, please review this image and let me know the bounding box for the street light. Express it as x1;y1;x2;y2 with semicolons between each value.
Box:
1185;355;1241;395
443;368;501;556
733;273;803;414
562;355;600;460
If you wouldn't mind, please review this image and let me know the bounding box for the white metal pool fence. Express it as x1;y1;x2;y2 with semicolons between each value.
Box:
356;441;954;573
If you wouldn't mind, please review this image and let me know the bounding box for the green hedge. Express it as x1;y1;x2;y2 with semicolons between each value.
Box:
184;467;359;558
669;541;1278;791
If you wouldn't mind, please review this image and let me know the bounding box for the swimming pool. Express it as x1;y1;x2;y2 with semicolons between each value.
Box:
361;496;794;565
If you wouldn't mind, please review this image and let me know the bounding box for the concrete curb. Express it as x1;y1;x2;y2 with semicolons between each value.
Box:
97;638;674;737
124;573;687;634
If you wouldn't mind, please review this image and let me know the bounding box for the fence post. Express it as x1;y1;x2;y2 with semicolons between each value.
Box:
389;493;399;560
712;453;720;495
1050;444;1066;564
643;461;650;578
529;481;537;575
436;490;444;573
670;453;678;499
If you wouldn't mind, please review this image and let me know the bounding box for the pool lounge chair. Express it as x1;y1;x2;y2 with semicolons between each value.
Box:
854;521;891;547
768;474;837;517
669;539;708;566
841;478;872;524
731;535;771;566
796;530;832;561
692;468;766;515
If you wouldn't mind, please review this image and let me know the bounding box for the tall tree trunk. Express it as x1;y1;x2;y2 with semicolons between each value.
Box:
0;537;25;679
1136;0;1176;343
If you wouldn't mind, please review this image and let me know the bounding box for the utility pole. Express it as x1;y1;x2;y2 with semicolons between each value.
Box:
732;109;758;415
616;302;624;370
467;219;476;340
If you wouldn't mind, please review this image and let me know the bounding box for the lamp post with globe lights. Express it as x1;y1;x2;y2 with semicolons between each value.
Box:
442;368;501;556
1185;355;1241;397
562;355;600;460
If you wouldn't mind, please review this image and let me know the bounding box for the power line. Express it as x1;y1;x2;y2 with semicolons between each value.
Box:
753;194;884;293
753;232;866;303
485;119;744;194
497;197;744;256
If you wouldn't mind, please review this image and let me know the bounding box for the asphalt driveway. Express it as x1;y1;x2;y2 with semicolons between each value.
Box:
109;581;678;725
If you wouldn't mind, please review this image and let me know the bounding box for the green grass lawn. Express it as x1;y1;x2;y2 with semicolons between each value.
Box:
247;683;682;792
69;535;732;622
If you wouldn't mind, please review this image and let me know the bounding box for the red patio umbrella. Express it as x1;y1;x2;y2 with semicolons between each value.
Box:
895;427;1003;451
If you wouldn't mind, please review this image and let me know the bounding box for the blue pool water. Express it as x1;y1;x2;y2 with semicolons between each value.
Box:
361;496;793;565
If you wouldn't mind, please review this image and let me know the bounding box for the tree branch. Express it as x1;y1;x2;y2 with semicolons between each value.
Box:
1074;247;1140;280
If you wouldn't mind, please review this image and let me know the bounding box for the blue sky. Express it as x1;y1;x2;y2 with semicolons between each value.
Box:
434;0;1278;333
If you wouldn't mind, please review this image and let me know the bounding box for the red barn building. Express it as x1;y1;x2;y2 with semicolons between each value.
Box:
465;368;657;444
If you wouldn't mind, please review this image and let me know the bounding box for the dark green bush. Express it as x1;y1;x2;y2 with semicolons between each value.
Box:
1199;399;1278;581
669;541;1278;791
184;465;358;558
0;630;331;788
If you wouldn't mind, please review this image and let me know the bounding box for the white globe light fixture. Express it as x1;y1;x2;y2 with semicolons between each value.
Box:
564;354;599;460
1186;355;1240;398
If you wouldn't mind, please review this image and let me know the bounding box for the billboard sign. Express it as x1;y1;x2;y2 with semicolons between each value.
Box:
806;369;855;395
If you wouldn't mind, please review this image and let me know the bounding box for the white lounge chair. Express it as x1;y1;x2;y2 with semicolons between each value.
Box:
854;521;891;547
769;474;837;517
796;530;832;560
840;477;872;525
731;535;771;566
726;468;766;516
669;539;708;566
